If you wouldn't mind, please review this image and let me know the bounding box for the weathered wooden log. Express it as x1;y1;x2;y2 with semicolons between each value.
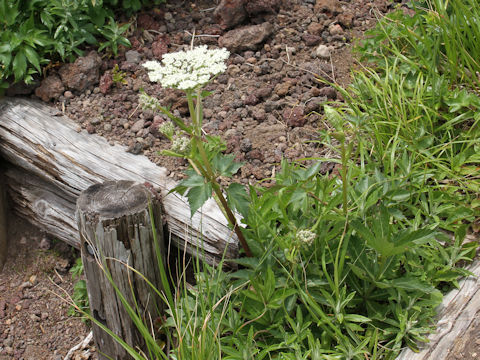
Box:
397;259;480;360
77;180;165;360
0;97;238;265
0;169;8;271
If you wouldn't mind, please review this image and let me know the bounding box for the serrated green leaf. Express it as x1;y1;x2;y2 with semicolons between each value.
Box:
185;182;212;216
178;172;205;188
226;183;250;218
212;153;243;177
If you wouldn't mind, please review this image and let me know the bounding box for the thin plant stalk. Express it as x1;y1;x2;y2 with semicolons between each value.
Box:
185;89;253;257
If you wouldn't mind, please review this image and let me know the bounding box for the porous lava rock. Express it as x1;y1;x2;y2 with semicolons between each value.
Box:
315;0;342;16
245;0;281;15
283;106;305;127
99;72;113;95
214;0;247;29
59;51;102;92
219;22;274;52
34;75;65;102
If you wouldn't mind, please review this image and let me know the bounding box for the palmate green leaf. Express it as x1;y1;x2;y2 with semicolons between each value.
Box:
212;153;243;177
185;182;213;216
393;228;436;248
178;172;205;188
176;172;213;216
289;187;308;213
226;183;250;218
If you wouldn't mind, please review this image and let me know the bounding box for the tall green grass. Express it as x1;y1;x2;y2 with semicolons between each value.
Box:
360;0;480;88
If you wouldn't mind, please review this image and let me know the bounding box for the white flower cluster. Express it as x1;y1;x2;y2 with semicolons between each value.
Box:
296;229;316;246
158;121;175;139
171;134;190;153
138;91;161;111
143;45;230;90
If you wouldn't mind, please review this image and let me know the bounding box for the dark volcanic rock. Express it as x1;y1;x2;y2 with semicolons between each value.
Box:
137;13;159;31
152;35;170;59
35;75;65;102
283;106;305;127
245;0;281;15
219;22;274;52
307;22;325;36
315;0;342;16
59;51;102;92
338;12;354;28
6;80;38;97
318;86;337;99
214;0;247;29
99;72;113;95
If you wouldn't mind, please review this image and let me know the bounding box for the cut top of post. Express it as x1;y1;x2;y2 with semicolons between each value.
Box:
77;180;154;220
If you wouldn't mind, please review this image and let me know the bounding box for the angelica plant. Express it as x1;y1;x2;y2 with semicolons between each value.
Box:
141;45;253;257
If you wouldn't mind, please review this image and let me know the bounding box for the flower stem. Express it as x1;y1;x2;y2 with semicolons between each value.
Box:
197;137;253;257
187;92;253;257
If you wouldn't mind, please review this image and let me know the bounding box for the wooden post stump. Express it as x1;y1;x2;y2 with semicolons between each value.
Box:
76;180;166;360
0;170;7;271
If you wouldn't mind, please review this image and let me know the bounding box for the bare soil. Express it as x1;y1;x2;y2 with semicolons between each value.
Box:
53;0;394;185
0;215;94;359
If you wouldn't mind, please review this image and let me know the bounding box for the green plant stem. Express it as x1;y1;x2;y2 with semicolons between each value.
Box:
333;138;349;297
197;140;253;257
187;91;253;257
341;139;348;217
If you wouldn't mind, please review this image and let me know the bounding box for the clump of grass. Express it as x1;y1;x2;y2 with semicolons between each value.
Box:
359;0;480;88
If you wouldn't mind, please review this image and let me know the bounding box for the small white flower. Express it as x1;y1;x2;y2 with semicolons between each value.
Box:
158;121;175;139
296;229;316;246
171;134;190;153
139;91;161;111
143;45;230;90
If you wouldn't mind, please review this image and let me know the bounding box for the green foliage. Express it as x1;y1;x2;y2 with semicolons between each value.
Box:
160;157;474;359
97;17;131;56
81;2;479;358
68;258;90;320
358;0;480;88
112;63;128;85
0;0;148;90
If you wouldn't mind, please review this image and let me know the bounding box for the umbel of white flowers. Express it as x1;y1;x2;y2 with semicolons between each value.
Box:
296;229;316;246
143;45;230;90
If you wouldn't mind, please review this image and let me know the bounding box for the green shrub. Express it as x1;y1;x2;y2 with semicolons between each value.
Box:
0;0;163;92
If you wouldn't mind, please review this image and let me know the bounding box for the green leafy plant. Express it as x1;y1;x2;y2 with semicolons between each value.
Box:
359;0;480;88
0;0;136;91
141;45;253;257
97;17;131;56
68;258;90;320
112;63;128;85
